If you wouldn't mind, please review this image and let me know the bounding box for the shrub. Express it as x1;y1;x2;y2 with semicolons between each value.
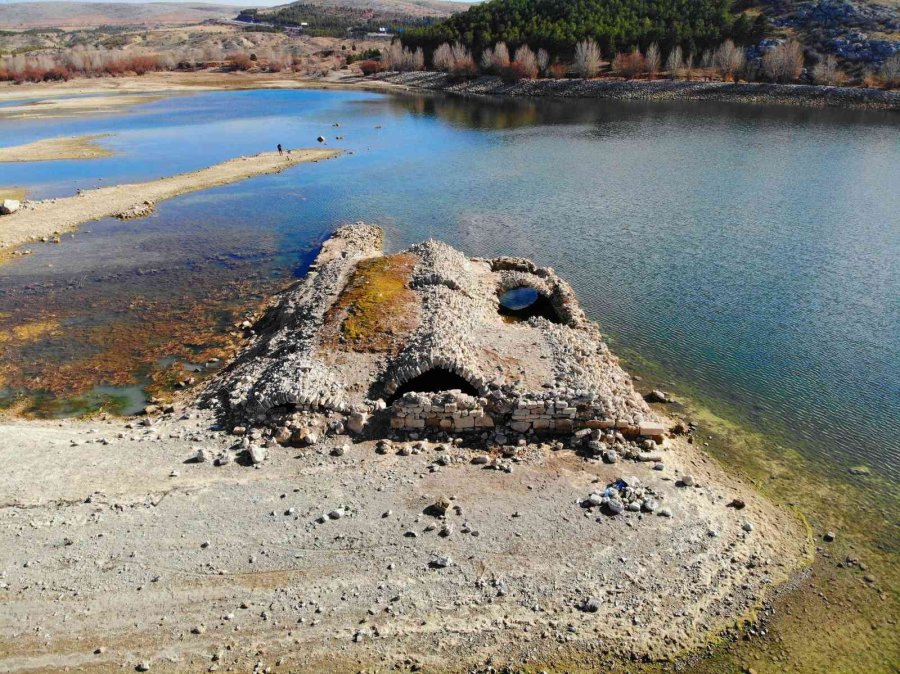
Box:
450;55;478;79
227;52;253;71
573;39;601;78
358;59;384;76
612;48;645;78
549;63;568;79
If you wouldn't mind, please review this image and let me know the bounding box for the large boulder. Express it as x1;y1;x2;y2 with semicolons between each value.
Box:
0;199;20;215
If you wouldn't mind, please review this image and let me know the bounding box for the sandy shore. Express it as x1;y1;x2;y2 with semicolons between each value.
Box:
0;148;339;256
0;133;114;162
0;407;808;673
0;71;399;119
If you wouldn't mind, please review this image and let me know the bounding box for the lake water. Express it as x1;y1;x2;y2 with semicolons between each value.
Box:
0;88;898;489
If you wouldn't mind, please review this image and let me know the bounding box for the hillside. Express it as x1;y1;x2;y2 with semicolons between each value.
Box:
401;0;767;55
0;2;236;29
266;0;473;19
248;0;473;37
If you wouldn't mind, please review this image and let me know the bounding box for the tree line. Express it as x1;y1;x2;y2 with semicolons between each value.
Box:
378;36;900;88
400;0;768;60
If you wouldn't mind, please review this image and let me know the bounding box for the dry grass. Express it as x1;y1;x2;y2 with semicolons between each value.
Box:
326;253;419;352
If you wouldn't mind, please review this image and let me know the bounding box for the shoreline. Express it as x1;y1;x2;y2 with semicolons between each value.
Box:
0;148;339;257
373;71;900;111
0;133;114;162
5;69;897;116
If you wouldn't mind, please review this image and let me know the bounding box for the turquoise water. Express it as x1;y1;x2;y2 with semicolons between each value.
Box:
0;89;897;484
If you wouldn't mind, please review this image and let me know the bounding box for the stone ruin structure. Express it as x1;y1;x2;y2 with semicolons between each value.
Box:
204;223;665;445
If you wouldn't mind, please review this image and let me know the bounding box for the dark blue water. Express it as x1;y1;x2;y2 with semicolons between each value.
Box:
0;89;897;483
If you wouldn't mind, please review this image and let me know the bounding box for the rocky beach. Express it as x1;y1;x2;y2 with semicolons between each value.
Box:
373;71;900;110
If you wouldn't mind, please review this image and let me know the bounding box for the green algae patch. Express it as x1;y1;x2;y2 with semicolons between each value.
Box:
326;253;419;352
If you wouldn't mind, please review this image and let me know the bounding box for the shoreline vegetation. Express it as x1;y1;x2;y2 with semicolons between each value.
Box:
1;69;898;118
0;133;114;162
0;148;339;258
374;69;900;109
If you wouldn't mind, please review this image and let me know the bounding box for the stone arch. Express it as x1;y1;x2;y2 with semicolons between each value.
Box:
380;356;486;402
495;271;582;326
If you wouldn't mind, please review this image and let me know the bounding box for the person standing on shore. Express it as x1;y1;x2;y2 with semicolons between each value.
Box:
277;143;283;156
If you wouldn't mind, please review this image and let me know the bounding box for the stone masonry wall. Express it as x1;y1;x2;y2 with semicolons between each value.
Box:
391;389;666;439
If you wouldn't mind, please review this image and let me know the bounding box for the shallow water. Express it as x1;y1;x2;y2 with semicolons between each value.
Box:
0;88;897;488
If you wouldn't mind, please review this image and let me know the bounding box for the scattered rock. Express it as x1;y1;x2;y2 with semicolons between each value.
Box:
248;445;267;465
579;597;602;613
347;411;369;434
824;531;836;542
0;199;20;215
429;555;451;568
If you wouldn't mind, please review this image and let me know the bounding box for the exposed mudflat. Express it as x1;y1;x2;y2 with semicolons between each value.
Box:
0;407;808;673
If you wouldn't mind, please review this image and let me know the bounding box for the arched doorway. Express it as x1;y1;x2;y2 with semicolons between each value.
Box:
388;368;479;404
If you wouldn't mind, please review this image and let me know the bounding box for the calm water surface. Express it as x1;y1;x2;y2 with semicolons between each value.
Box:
0;89;897;487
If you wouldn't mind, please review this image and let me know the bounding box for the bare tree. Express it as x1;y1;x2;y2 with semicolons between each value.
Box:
513;45;539;79
812;54;846;85
573;39;601;78
646;43;660;78
665;45;683;77
487;42;510;72
713;40;746;80
763;40;804;82
881;53;900;88
433;43;453;71
537;48;550;77
480;48;494;72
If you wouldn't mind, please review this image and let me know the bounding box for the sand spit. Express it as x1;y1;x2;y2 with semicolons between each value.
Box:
0;226;809;672
0;148;339;256
0;133;114;162
0;93;166;120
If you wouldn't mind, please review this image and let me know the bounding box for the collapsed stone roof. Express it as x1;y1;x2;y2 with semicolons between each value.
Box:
205;223;659;438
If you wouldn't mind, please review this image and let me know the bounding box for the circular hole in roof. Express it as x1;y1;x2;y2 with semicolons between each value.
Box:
499;286;540;311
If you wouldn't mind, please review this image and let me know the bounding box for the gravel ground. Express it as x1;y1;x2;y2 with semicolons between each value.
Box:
0;408;809;673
